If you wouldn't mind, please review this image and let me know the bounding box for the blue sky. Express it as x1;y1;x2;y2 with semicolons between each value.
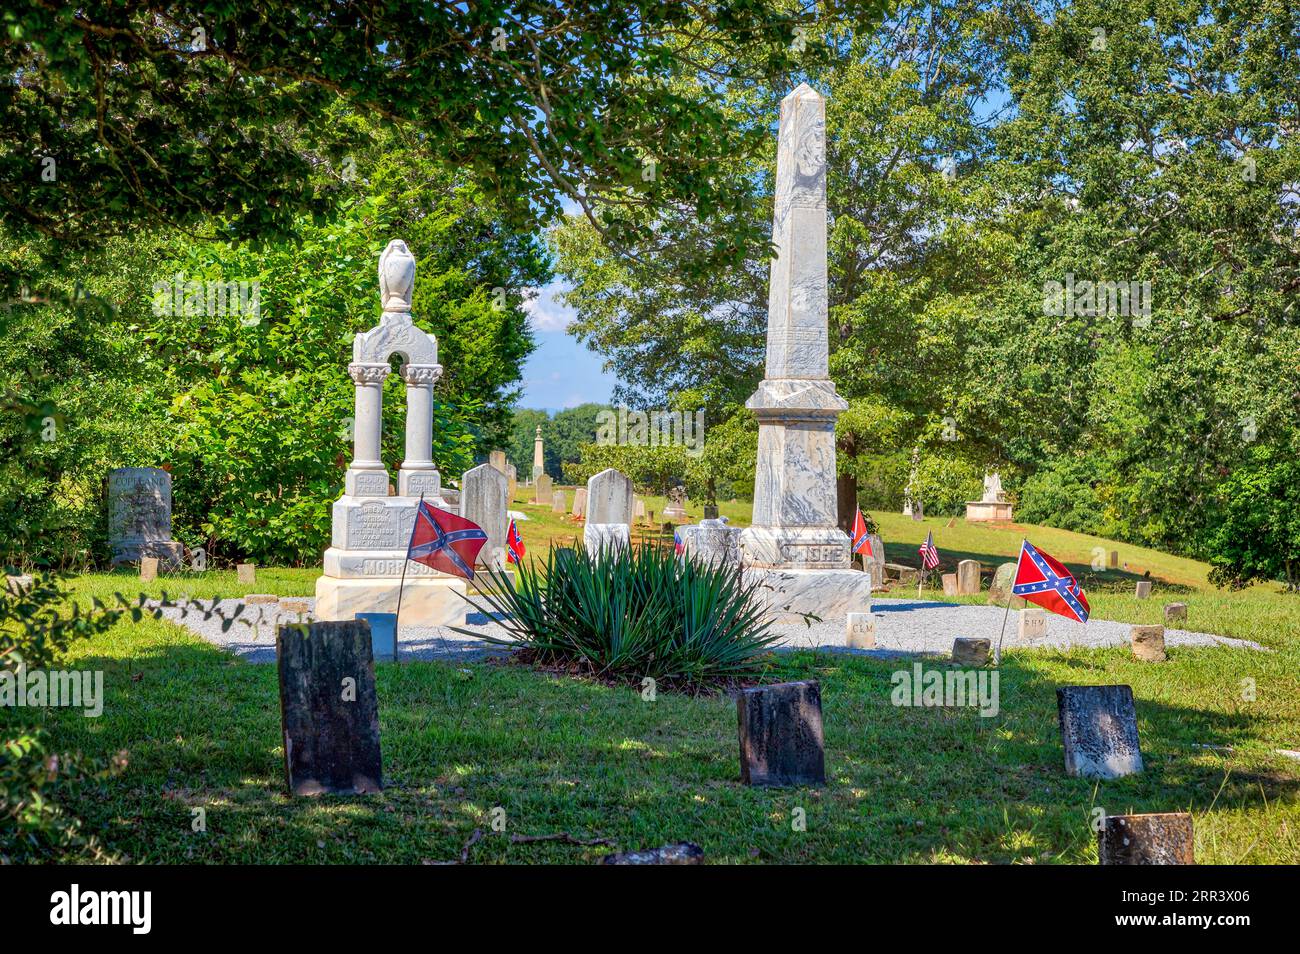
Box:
519;282;620;412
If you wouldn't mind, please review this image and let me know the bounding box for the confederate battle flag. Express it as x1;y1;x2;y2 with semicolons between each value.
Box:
851;508;873;557
1011;539;1091;623
406;498;488;580
505;518;525;564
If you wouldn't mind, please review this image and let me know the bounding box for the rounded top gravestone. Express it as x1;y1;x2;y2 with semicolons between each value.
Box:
107;467;184;566
988;561;1023;606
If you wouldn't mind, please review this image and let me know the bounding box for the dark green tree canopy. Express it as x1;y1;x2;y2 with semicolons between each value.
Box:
1;1;884;264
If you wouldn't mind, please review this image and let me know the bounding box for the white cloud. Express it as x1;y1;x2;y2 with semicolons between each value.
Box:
522;282;575;332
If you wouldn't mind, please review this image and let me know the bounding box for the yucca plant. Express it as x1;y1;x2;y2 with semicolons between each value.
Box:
457;543;779;689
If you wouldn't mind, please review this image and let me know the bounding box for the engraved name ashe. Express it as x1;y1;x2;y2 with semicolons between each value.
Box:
779;543;848;565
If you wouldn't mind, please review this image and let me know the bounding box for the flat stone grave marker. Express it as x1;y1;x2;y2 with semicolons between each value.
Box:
1135;580;1152;599
886;562;919;585
952;637;989;665
280;599;310;616
846;612;875;649
245;593;279;605
956;559;981;595
1018;608;1047;640
1056;685;1144;779
737;680;825;787
237;563;256;585
1098;813;1194;865
1164;602;1187;624
1130;624;1166;662
356;612;397;662
276;620;383;796
140;557;159;582
601;843;703;865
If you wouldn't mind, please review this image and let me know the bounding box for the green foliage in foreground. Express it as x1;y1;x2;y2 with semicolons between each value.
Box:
0;571;134;862
461;544;779;688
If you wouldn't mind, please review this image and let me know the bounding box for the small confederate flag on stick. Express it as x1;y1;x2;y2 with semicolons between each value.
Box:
1011;539;1090;623
851;508;873;556
505;519;525;565
406;499;488;581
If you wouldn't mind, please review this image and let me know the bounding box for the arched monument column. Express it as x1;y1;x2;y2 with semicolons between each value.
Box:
345;362;390;497
316;238;466;626
398;363;443;497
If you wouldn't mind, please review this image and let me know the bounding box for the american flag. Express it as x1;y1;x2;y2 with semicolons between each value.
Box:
918;530;940;570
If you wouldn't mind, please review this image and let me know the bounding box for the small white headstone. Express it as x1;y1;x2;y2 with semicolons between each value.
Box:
1018;608;1047;640
846;612;875;650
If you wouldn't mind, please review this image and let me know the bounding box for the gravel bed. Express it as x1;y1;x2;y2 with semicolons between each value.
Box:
148;595;1265;664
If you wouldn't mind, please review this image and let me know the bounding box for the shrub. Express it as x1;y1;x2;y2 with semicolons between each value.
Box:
1016;456;1106;535
461;544;779;689
1205;445;1300;592
1;571;132;862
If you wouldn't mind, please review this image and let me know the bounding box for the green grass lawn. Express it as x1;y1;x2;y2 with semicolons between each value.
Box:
15;508;1300;864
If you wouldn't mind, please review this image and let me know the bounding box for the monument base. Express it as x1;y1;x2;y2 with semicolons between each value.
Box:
739;526;852;568
742;567;872;624
965;501;1014;522
111;540;185;569
314;574;468;625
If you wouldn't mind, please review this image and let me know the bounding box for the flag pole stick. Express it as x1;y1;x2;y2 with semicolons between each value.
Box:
993;595;1013;666
394;492;424;664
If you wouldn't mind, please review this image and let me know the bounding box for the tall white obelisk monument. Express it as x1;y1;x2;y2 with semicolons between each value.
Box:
739;85;871;619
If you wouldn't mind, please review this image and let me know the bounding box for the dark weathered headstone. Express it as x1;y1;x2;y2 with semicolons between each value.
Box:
1135;580;1152;599
951;637;990;666
1056;685;1144;779
1163;602;1187;624
277;620;383;796
1130;624;1167;662
737;680;825;787
885;562;919;585
600;842;704;865
703;504;719;520
1098;813;1194;865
